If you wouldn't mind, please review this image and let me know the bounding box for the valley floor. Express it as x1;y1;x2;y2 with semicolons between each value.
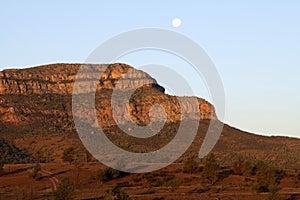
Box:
1;163;300;200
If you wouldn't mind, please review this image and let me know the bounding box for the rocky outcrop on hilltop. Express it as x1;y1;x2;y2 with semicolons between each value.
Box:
0;63;216;134
0;63;163;95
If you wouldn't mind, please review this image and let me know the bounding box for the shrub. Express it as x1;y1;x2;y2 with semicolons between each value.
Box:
151;177;164;187
34;149;45;163
253;160;279;193
162;173;175;183
201;153;220;184
166;178;182;192
295;173;300;185
0;160;4;173
183;156;199;173
96;167;125;183
266;179;280;200
232;158;253;176
54;177;75;200
62;147;76;164
0;139;35;164
85;150;94;162
133;174;142;182
105;184;131;200
30;161;41;179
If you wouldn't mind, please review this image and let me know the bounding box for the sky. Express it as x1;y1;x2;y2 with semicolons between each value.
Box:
1;0;300;138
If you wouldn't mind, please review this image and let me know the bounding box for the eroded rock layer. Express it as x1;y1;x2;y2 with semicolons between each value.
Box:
0;63;216;132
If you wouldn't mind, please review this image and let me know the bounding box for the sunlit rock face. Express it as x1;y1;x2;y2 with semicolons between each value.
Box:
0;63;216;128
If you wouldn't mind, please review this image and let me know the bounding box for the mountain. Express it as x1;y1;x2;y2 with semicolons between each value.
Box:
0;63;299;169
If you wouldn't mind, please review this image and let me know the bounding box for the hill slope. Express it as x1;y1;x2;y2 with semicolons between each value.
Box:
0;63;299;169
0;138;34;164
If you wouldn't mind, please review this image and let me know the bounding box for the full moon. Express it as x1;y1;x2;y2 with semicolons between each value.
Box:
172;18;181;27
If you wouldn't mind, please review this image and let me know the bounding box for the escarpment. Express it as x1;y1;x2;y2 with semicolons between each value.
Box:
0;63;216;134
0;63;163;95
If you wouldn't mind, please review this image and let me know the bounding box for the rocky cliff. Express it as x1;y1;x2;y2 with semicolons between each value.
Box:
0;63;162;94
0;63;216;134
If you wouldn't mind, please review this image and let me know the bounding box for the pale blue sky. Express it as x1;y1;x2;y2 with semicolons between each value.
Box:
1;0;299;137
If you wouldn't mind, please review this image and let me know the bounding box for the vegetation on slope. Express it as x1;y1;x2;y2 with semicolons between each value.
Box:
0;138;34;164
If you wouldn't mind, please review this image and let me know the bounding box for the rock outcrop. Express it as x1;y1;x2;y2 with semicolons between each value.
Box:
0;63;216;133
0;63;163;95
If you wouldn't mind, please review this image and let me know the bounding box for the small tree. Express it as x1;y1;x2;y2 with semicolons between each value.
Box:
105;184;131;200
266;178;280;200
201;153;220;184
295;173;300;185
55;177;75;200
167;178;182;192
294;171;300;187
72;153;85;189
253;160;278;193
85;150;94;163
0;160;4;174
62;147;76;164
232;158;253;176
62;147;85;189
183;156;199;173
30;161;41;179
34;149;45;163
96;167;123;183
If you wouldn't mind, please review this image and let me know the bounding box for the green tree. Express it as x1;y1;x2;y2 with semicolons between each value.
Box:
54;177;75;200
62;147;76;164
183;156;199;173
201;153;220;184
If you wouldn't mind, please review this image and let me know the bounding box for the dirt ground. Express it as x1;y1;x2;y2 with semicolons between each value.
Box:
1;163;300;200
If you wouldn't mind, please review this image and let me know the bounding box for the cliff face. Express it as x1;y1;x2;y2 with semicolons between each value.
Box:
0;63;163;95
0;63;216;134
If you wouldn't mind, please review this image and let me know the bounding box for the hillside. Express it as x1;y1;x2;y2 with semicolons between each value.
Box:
0;138;34;164
0;63;299;169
